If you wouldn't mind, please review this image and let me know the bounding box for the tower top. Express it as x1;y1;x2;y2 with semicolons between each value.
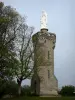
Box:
40;10;48;31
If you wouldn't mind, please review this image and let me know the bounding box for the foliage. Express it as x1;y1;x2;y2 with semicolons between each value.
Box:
59;85;75;96
0;79;18;98
0;1;34;95
0;80;31;98
21;85;31;96
0;2;20;79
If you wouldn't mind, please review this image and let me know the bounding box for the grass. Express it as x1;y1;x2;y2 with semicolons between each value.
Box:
1;96;75;100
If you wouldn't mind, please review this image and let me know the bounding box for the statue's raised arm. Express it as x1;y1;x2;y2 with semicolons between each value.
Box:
40;10;47;29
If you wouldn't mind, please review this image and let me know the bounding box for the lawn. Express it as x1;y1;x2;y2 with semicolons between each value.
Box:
1;96;75;100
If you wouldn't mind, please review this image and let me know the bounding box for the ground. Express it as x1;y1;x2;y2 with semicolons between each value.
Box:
1;96;75;100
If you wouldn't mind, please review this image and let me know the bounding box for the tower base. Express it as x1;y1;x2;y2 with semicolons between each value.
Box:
31;74;58;96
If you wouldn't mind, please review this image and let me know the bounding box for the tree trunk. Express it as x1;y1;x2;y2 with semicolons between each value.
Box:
18;83;21;96
17;79;22;96
17;77;23;96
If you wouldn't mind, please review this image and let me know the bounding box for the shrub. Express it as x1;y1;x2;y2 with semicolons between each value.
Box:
21;85;31;96
0;79;18;98
59;85;75;96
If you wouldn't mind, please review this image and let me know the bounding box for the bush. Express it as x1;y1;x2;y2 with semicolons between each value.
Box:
59;85;75;96
0;79;18;98
0;79;32;98
4;80;18;96
21;85;31;96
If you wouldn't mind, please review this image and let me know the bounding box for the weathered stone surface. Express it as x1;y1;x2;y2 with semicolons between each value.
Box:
31;29;58;96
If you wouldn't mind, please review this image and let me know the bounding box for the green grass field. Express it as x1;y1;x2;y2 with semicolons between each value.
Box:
1;96;75;100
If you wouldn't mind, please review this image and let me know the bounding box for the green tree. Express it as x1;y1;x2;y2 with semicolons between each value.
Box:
0;2;21;79
0;2;34;96
59;85;75;96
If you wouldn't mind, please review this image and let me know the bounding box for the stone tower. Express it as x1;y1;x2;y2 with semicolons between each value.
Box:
31;11;58;96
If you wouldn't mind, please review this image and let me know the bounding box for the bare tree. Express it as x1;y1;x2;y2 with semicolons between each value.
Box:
13;17;34;95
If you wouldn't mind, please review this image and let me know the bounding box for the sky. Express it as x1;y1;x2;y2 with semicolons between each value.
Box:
1;0;75;88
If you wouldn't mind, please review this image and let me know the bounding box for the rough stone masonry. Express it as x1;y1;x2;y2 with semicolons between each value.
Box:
31;11;58;96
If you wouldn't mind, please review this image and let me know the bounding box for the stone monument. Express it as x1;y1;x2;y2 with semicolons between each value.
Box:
31;10;58;96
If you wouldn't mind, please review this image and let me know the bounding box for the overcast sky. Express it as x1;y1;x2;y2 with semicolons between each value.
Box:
1;0;75;88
